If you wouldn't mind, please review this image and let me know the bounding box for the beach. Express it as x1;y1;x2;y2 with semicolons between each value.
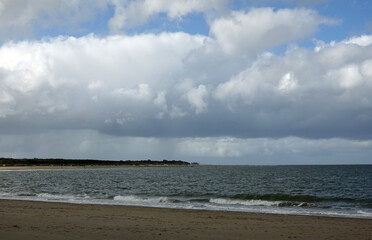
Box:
0;199;371;240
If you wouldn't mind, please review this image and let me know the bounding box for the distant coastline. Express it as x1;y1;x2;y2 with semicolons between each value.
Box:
0;157;197;170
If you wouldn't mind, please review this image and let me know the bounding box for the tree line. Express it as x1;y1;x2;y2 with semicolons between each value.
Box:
0;158;196;166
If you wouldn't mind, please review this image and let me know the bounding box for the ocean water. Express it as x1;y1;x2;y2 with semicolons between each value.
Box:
0;165;371;218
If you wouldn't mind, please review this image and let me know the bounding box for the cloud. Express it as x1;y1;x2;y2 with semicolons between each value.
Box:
326;64;363;89
214;63;261;104
0;0;108;41
212;35;372;139
1;33;372;140
176;137;253;158
175;136;372;162
343;35;372;47
108;0;230;33
185;84;208;114
0;130;370;164
112;84;153;101
210;8;336;55
0;32;207;130
0;2;371;164
257;0;331;5
0;0;230;39
278;72;298;92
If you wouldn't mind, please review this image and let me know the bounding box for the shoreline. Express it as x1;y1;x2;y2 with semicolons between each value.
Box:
0;196;370;220
0;199;371;240
0;197;370;219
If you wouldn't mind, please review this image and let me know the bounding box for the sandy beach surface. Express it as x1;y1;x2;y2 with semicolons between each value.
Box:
0;200;371;240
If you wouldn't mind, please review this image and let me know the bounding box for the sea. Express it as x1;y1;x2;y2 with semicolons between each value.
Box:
0;165;371;219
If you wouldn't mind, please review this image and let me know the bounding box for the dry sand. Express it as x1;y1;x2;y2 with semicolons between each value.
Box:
0;200;371;240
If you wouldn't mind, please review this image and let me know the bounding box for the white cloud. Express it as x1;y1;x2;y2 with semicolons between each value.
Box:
214;35;372;109
343;35;372;47
1;31;372;141
361;60;372;79
154;91;168;110
0;1;370;164
210;8;335;55
1;33;371;140
0;90;15;117
112;84;153;101
88;81;103;90
185;84;208;114
0;32;206;119
109;0;229;33
278;72;298;92
214;64;262;104
174;136;372;163
0;0;108;40
176;137;252;158
327;64;362;89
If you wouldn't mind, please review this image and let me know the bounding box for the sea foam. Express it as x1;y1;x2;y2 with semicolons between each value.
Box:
209;198;282;207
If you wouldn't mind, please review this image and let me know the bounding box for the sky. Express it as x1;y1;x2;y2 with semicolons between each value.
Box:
0;0;372;165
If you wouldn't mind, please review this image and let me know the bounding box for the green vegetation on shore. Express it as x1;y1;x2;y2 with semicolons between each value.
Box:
0;158;195;167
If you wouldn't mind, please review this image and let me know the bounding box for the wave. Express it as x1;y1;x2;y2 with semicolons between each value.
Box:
231;193;325;202
37;193;77;201
209;198;316;208
0;191;370;219
113;195;180;204
210;198;282;207
230;193;372;206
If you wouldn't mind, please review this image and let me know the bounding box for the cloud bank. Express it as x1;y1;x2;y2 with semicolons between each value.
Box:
0;1;371;163
1;33;371;140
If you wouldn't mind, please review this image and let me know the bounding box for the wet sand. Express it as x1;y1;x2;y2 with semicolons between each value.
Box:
0;199;371;240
